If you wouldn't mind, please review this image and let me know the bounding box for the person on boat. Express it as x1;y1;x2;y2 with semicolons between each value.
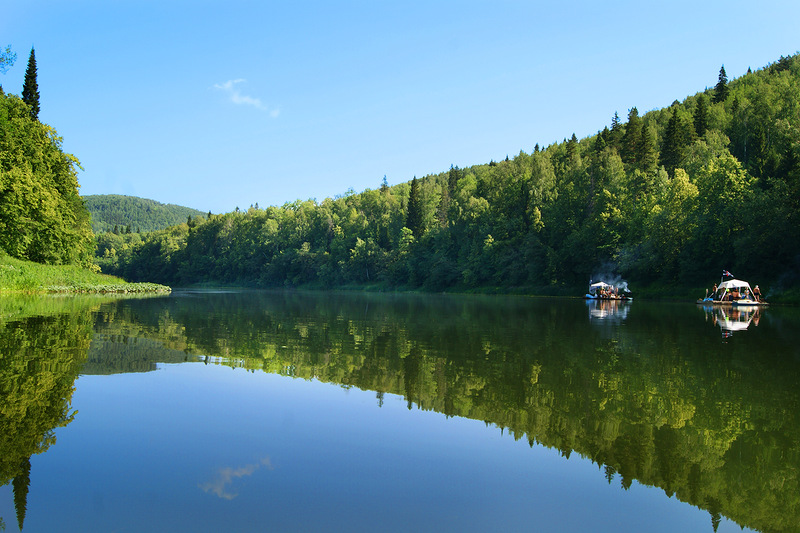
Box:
753;285;762;302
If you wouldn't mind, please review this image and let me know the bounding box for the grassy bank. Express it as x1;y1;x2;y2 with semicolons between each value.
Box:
0;254;170;294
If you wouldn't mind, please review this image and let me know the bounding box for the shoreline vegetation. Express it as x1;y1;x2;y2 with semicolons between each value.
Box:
3;50;800;302
0;254;170;294
91;55;800;302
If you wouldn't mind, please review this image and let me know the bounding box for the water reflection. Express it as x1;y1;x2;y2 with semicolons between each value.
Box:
698;304;763;338
2;291;799;532
0;296;95;531
198;457;274;500
586;298;631;322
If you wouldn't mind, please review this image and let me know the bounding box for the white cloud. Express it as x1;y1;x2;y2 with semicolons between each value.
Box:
213;79;279;116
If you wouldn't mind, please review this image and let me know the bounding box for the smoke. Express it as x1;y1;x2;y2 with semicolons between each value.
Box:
590;262;631;292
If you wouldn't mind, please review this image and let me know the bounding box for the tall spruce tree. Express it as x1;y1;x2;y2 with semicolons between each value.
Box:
694;94;709;138
660;107;683;177
12;457;31;531
621;107;642;165
405;176;423;238
447;165;460;195
637;122;658;173
21;47;39;120
713;65;728;104
609;111;623;150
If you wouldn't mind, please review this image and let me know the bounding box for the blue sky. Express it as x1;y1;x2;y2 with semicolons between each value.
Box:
2;1;799;214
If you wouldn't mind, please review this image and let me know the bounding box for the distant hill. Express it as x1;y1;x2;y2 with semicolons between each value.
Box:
84;194;207;233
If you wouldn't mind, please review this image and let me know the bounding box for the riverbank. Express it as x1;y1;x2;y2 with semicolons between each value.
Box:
0;254;170;294
166;272;800;304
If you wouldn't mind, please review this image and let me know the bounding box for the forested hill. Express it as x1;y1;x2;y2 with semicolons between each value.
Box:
97;53;800;297
85;195;206;233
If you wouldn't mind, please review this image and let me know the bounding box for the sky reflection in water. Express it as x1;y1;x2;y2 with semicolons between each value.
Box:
3;290;792;532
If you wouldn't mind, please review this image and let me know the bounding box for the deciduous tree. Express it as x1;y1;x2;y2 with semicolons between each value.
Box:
0;44;16;74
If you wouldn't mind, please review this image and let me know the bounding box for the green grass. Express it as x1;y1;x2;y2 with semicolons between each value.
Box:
0;254;170;294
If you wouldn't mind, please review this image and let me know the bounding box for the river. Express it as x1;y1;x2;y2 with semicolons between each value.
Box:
1;290;798;532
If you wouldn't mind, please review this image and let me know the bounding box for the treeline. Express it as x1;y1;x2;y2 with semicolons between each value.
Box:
0;49;94;267
98;54;800;292
85;194;207;234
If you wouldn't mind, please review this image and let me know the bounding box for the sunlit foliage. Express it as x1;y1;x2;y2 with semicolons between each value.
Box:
101;54;800;293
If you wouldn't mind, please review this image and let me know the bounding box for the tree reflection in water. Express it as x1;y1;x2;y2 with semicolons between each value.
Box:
3;291;800;532
0;297;94;530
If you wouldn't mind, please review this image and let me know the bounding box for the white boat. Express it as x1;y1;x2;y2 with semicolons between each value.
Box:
697;278;767;306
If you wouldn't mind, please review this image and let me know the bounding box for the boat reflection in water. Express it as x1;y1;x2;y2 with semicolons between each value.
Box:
586;297;631;322
699;303;763;338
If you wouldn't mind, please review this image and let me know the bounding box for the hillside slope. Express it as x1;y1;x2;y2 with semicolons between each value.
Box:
85;194;206;233
96;54;800;297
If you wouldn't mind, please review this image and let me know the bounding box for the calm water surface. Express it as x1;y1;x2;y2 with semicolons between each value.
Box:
1;290;798;532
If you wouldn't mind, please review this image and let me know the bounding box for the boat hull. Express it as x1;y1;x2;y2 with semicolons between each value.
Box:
696;299;768;307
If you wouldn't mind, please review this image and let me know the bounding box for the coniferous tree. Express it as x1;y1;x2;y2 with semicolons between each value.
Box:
609;111;623;150
694;94;709;138
637;122;658;173
12;457;31;531
594;128;609;153
621;107;642;165
713;65;729;104
660;107;683;177
405;176;423;238
566;133;578;158
564;133;581;172
447;165;460;195
436;183;450;228
21;47;39;120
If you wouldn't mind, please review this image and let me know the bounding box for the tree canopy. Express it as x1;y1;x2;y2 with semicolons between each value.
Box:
0;45;16;76
0;92;94;265
97;53;800;296
84;194;206;234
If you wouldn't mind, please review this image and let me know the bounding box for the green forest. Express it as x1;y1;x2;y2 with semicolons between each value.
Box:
3;44;800;297
84;194;206;234
95;55;800;296
0;49;94;268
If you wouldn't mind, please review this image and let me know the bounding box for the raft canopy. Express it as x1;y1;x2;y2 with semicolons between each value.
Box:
713;278;756;301
718;279;752;291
